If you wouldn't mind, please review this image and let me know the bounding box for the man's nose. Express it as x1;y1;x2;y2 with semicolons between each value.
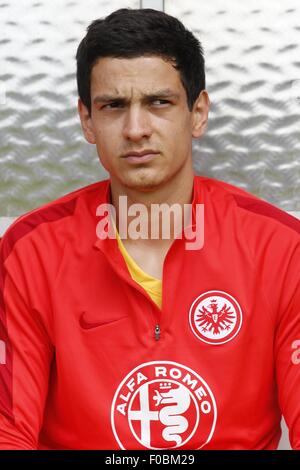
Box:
122;105;152;141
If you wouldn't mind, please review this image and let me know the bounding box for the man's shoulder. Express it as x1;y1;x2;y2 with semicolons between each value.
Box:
196;175;300;239
0;179;109;261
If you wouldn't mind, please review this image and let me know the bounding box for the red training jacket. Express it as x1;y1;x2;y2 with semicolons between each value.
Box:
0;175;299;449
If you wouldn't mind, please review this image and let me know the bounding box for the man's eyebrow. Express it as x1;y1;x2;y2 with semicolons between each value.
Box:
144;90;180;100
93;89;180;104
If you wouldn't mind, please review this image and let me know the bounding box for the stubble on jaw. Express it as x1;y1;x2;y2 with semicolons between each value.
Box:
116;165;167;192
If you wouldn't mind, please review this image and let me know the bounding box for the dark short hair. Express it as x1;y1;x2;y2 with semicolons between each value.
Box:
76;8;205;115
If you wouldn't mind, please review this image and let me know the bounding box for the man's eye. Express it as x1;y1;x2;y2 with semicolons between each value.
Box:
103;101;122;109
152;99;169;105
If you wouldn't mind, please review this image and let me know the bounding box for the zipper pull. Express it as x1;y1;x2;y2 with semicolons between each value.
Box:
155;324;161;341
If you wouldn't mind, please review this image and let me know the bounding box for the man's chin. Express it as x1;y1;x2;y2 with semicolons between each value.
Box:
120;173;166;192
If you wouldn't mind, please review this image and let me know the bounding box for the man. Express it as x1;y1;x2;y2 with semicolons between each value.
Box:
0;8;299;450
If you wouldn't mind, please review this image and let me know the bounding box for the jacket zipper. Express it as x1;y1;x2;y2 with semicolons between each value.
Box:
154;324;161;341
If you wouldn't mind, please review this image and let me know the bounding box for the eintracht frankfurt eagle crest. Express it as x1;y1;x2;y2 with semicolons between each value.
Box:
111;361;217;449
189;291;243;345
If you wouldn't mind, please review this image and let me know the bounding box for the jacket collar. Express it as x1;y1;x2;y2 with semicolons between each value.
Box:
93;174;201;256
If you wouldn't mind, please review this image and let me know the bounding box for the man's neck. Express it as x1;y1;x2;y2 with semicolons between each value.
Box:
110;166;195;246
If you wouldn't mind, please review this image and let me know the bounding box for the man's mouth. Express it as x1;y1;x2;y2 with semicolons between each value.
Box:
122;150;160;164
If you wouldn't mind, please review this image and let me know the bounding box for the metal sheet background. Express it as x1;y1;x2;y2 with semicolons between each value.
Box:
165;0;300;211
0;0;300;215
0;0;138;216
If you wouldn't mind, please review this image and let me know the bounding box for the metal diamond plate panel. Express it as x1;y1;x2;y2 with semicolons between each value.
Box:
0;0;138;216
166;0;300;210
0;0;299;215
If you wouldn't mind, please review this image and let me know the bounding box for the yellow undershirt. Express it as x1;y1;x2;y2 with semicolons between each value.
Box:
115;228;162;309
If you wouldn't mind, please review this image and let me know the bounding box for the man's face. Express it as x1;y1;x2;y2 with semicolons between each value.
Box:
78;55;209;192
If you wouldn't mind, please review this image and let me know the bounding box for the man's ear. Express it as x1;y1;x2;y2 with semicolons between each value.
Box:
191;90;210;139
77;98;96;144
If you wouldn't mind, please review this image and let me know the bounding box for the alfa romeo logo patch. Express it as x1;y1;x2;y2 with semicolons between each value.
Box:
111;361;217;449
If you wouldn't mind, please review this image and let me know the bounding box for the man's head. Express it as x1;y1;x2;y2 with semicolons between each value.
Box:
76;8;210;193
76;8;206;115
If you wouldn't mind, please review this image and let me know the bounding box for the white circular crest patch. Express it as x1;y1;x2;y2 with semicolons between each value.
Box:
189;290;243;345
111;361;217;449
